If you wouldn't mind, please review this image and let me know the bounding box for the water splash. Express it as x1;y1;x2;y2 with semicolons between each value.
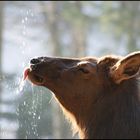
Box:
38;116;40;120
15;77;26;95
30;84;40;137
16;9;43;138
19;80;25;92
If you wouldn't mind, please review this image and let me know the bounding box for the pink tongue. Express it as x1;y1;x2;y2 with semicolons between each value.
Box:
23;68;30;80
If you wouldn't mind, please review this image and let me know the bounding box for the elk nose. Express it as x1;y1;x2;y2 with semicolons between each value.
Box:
30;58;40;64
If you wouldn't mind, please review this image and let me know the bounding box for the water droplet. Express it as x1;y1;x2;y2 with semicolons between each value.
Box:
33;100;35;104
23;101;26;106
38;116;40;120
22;19;25;23
17;79;26;94
25;17;28;21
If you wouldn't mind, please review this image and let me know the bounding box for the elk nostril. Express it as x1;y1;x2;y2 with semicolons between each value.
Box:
30;58;40;64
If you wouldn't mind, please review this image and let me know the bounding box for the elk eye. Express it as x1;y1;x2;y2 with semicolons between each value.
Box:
78;67;89;74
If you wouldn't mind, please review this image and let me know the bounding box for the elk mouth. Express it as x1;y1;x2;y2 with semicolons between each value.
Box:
31;73;44;83
23;68;45;85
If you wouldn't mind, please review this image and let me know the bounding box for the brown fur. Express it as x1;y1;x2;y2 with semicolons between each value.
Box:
27;52;140;139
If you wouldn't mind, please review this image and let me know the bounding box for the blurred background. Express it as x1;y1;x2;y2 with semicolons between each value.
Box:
0;1;140;139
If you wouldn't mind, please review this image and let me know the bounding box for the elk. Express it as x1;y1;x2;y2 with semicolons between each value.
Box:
24;51;140;139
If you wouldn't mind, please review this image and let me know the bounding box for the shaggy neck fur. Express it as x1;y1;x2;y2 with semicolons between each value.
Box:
55;79;140;139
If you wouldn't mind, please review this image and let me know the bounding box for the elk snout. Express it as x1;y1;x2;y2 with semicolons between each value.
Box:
30;57;45;70
30;57;53;65
30;58;41;64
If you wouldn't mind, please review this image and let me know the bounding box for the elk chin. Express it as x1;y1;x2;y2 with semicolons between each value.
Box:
28;72;45;86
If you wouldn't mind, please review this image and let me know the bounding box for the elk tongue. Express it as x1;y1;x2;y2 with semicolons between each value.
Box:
23;68;30;80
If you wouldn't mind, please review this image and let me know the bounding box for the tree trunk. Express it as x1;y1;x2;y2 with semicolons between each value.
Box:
120;1;139;52
41;1;63;139
71;25;87;57
0;1;4;138
127;2;139;52
0;1;3;96
41;1;63;56
71;2;87;57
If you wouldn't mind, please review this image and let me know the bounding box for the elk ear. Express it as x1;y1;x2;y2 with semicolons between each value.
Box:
110;51;140;84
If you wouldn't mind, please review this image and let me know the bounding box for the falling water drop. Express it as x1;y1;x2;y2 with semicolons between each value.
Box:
25;17;28;21
22;19;25;23
23;101;26;106
19;79;26;93
15;79;25;95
